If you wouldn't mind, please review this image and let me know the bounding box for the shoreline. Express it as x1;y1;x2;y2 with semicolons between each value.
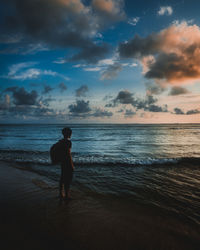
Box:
0;160;199;250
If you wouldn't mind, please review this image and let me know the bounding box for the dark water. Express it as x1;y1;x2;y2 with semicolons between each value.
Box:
0;123;200;225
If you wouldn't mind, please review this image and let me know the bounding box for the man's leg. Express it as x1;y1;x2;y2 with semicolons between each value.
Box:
64;171;73;199
59;170;66;199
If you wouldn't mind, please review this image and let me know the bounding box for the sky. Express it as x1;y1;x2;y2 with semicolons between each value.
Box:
0;0;200;123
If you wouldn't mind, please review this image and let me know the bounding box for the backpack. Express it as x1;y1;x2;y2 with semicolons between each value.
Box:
50;140;66;164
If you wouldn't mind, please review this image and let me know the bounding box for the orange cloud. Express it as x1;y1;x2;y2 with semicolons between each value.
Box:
59;0;85;13
92;0;114;13
119;21;200;84
92;0;124;19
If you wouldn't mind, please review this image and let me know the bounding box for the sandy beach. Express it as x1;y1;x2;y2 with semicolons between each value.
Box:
0;160;200;250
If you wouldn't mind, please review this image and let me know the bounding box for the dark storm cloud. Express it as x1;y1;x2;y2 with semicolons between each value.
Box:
169;86;189;96
75;85;89;97
174;108;184;115
100;62;122;80
1;0;125;62
92;108;113;117
5;87;38;106
186;109;200;115
42;85;54;94
107;90;168;113
68;99;91;115
4;0;93;47
58;82;67;92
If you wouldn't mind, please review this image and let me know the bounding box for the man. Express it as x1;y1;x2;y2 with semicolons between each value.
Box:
59;127;74;200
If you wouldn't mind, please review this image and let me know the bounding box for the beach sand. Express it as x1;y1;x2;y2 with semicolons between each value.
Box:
0;160;199;250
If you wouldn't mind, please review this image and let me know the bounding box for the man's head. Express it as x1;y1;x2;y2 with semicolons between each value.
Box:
62;127;72;138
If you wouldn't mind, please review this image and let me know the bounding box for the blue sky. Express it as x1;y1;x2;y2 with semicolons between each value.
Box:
0;0;200;123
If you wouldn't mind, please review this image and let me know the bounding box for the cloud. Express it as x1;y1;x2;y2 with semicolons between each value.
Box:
84;67;101;72
75;85;89;97
0;42;49;55
158;6;173;16
11;68;41;80
39;97;55;107
2;0;125;62
43;70;70;81
113;90;156;108
117;109;124;113
0;34;22;44
145;82;165;95
33;106;55;117
69;44;109;63
68;99;113;118
42;85;54;94
107;90;167;113
0;94;10;110
128;17;140;26
144;52;200;83
58;82;67;92
186;109;200;115
1;86;58;119
92;108;113;117
92;0;125;22
100;62;122;80
119;21;200;84
147;104;167;113
169;86;189;96
68;99;91;116
53;58;67;64
173;108;200;115
113;90;135;105
4;62;37;80
5;87;38;106
2;62;69;81
8;62;37;75
98;58;115;66
124;109;136;118
174;108;184;115
4;0;94;46
103;94;113;101
1;104;56;119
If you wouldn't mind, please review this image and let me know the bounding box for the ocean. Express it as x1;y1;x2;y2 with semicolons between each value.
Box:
0;123;200;226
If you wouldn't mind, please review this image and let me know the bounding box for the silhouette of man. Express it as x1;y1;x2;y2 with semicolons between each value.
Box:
59;127;74;200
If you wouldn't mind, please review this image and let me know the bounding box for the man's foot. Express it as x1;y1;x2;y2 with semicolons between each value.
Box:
59;194;66;200
66;190;72;200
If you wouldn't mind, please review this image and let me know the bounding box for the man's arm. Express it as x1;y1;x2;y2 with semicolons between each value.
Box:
67;147;74;170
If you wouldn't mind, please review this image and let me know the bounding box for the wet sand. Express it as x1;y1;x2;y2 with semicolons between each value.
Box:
0;160;199;250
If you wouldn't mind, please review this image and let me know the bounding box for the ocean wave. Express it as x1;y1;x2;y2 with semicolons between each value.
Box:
0;149;200;168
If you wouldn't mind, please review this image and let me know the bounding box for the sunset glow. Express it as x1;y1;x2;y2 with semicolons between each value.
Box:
0;0;200;123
